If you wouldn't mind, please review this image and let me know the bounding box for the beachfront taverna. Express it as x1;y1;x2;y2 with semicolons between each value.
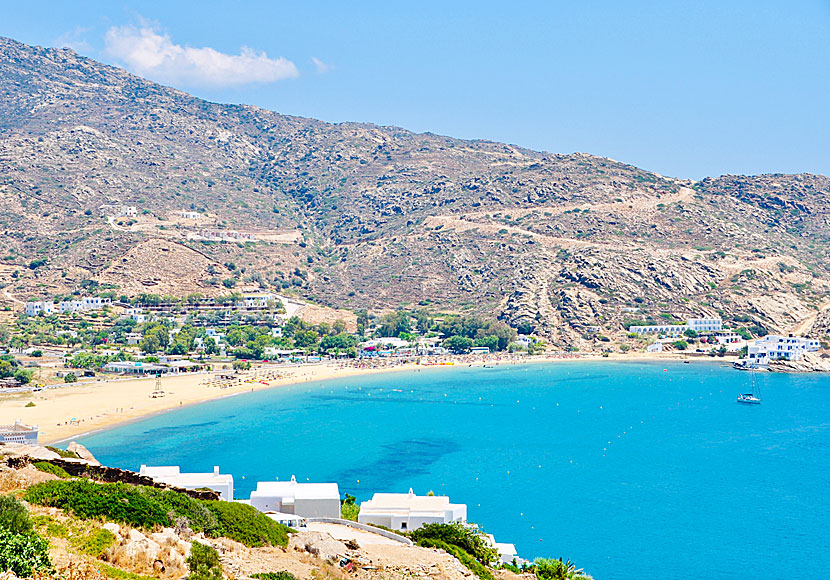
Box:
139;465;234;500
358;489;467;531
249;475;341;518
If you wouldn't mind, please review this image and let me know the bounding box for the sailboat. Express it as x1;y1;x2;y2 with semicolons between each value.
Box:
737;371;762;404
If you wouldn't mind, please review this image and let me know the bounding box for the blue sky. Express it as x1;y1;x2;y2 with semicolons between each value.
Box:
2;1;828;179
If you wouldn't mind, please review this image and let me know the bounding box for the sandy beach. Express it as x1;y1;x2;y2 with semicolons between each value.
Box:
0;352;714;445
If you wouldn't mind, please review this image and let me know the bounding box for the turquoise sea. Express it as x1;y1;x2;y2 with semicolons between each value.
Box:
78;361;830;580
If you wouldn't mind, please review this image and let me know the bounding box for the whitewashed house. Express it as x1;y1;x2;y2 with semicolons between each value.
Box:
139;465;234;500
243;293;277;309
249;475;340;518
25;301;56;316
646;342;663;353
358;489;467;532
735;335;821;369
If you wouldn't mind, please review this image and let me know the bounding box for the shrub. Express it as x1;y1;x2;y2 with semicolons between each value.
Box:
24;480;289;547
75;527;116;557
24;480;171;529
533;557;589;580
25;401;35;407
340;494;359;521
0;528;52;577
0;494;32;534
252;573;298;580
203;501;290;547
411;522;498;567
187;542;223;580
45;446;79;459
64;372;78;383
32;462;72;478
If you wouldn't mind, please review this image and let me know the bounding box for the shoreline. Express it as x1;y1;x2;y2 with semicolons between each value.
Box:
0;353;731;445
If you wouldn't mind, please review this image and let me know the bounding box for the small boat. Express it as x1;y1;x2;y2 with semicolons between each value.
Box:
736;393;761;404
737;371;762;404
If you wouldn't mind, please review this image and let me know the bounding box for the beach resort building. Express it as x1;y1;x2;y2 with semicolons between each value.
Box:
103;361;169;375
735;335;821;369
140;465;234;500
249;475;341;518
0;421;38;445
629;317;722;336
357;489;467;532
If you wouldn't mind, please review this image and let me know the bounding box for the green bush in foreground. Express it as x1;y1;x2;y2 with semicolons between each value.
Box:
32;461;72;479
187;542;223;580
203;500;290;547
23;480;290;548
0;528;52;576
0;494;33;535
411;522;498;566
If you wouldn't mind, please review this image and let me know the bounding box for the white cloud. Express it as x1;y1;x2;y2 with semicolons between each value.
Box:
104;25;299;88
311;57;333;74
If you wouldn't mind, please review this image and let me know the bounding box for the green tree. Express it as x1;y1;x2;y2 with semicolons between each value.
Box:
473;335;499;352
294;329;319;349
139;334;161;354
63;373;77;383
443;335;474;353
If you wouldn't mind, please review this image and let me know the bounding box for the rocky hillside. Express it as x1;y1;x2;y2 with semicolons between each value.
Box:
0;36;828;347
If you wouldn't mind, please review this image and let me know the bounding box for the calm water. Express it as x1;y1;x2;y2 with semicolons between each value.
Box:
78;361;830;580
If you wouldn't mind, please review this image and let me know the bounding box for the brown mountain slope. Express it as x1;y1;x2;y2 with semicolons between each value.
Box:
0;36;828;346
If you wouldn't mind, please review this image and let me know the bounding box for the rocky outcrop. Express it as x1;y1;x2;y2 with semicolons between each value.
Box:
768;352;830;373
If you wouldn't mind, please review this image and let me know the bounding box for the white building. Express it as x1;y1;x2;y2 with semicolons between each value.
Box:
0;421;38;445
363;337;411;350
139;465;234;500
249;476;341;518
736;335;820;369
483;534;520;566
126;332;142;345
629;317;722;336
358;489;467;532
646;342;663;353
243;293;277;309
628;324;686;336
180;211;201;220
25;301;56;316
685;318;723;333
26;296;111;317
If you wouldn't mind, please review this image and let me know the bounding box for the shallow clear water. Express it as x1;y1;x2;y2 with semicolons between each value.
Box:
78;361;830;580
